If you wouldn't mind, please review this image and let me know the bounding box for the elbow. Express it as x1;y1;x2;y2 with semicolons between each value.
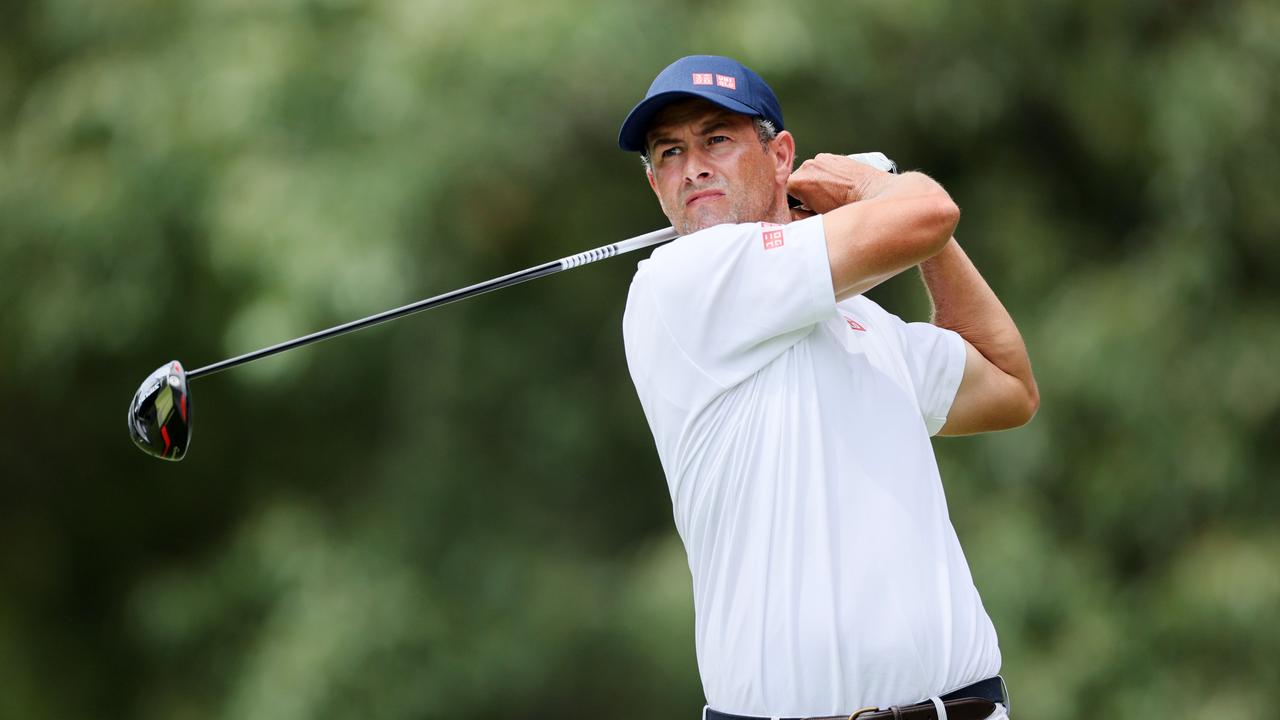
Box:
931;194;961;251
1012;383;1040;428
900;173;960;257
995;375;1040;431
913;183;959;257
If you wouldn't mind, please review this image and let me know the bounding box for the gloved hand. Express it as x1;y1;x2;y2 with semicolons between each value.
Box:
845;151;898;174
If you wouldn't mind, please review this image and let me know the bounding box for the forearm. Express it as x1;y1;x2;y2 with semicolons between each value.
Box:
816;170;959;300
921;239;1037;396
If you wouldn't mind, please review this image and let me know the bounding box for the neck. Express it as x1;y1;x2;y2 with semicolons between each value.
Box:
765;192;792;225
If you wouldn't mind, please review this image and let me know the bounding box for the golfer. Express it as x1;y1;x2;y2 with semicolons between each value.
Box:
619;56;1038;720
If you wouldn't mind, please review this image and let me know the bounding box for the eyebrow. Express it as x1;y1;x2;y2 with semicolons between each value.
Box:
695;118;733;136
646;117;738;154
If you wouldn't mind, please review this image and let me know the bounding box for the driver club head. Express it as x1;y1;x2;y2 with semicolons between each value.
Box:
128;361;191;461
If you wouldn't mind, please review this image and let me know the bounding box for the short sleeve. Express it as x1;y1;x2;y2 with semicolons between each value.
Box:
896;321;967;435
624;215;835;396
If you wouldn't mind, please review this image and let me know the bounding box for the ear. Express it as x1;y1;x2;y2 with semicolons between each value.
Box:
645;165;670;216
772;130;796;184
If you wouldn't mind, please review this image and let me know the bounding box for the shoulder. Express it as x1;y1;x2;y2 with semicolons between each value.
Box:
836;294;901;332
646;222;763;263
642;217;826;275
630;222;761;296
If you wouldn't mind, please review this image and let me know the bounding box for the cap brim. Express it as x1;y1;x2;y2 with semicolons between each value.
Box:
617;90;761;152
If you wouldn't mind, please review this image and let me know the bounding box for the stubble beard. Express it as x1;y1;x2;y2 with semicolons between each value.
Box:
672;179;781;235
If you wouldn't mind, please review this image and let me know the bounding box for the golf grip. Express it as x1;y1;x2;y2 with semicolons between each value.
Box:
186;226;680;380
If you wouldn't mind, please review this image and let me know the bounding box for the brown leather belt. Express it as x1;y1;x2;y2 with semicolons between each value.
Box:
704;676;1007;720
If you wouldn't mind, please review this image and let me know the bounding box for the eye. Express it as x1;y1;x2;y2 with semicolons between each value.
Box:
707;135;730;145
660;146;682;158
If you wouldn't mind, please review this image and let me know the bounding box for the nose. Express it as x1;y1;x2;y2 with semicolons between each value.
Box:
684;146;715;185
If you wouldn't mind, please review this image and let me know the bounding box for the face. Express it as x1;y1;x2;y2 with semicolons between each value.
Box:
645;99;794;234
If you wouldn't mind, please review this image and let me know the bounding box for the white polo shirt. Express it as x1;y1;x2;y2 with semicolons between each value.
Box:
622;216;1000;717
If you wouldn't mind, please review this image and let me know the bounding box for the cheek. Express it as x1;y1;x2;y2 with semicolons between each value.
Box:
655;167;680;193
661;181;683;213
653;173;685;217
649;169;672;200
741;155;774;195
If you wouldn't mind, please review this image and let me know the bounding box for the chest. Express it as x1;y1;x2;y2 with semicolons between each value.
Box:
818;308;916;398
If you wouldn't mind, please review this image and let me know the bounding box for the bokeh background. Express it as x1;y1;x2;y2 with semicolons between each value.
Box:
3;1;1279;718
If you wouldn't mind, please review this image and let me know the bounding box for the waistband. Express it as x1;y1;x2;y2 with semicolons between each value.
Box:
703;675;1008;720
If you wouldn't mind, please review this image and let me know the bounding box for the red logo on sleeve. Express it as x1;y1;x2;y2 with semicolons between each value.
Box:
762;229;785;250
691;72;714;86
843;315;866;332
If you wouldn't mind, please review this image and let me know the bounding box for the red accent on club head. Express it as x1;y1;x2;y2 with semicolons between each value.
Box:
161;425;171;453
179;394;187;422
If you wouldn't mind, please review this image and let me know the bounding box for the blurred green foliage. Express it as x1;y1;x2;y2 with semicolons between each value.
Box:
2;1;1279;718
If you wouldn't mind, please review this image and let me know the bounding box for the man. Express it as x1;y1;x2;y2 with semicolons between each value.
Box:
618;56;1038;720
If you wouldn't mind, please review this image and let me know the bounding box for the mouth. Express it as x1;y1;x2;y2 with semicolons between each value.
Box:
685;190;725;208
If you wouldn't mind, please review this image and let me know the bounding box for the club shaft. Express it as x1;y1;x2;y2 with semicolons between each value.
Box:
187;226;679;380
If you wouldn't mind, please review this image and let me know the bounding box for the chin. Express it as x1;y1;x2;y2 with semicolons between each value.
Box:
679;212;736;235
681;219;713;234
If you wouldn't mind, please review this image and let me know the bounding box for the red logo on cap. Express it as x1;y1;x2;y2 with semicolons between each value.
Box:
715;74;737;90
763;229;785;250
691;72;713;86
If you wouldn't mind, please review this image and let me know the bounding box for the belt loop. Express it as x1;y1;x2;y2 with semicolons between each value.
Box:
702;705;708;720
928;696;947;720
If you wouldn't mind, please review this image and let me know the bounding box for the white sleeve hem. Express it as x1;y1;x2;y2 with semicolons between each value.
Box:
925;328;966;436
801;216;838;324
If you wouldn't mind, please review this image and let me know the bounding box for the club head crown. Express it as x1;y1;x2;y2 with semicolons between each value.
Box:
128;361;191;461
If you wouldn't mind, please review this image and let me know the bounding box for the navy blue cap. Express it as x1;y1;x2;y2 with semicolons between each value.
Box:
618;55;785;152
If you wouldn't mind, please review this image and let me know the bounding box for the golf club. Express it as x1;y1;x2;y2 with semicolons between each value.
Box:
128;152;897;462
128;225;679;461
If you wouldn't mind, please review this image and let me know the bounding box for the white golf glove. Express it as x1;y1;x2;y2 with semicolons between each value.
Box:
847;151;898;174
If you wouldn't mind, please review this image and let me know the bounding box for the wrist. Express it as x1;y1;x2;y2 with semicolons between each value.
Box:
843;152;899;203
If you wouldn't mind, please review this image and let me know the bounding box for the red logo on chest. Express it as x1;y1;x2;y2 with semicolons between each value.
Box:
762;229;785;250
843;315;866;332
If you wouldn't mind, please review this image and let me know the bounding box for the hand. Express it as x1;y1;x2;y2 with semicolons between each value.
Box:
786;152;895;214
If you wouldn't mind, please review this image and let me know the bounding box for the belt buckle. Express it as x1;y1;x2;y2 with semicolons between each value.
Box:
847;708;879;720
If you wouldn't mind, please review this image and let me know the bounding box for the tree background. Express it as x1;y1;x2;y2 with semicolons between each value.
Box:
2;1;1278;718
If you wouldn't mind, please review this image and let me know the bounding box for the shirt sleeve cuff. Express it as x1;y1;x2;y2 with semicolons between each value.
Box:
925;328;966;436
797;215;837;322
